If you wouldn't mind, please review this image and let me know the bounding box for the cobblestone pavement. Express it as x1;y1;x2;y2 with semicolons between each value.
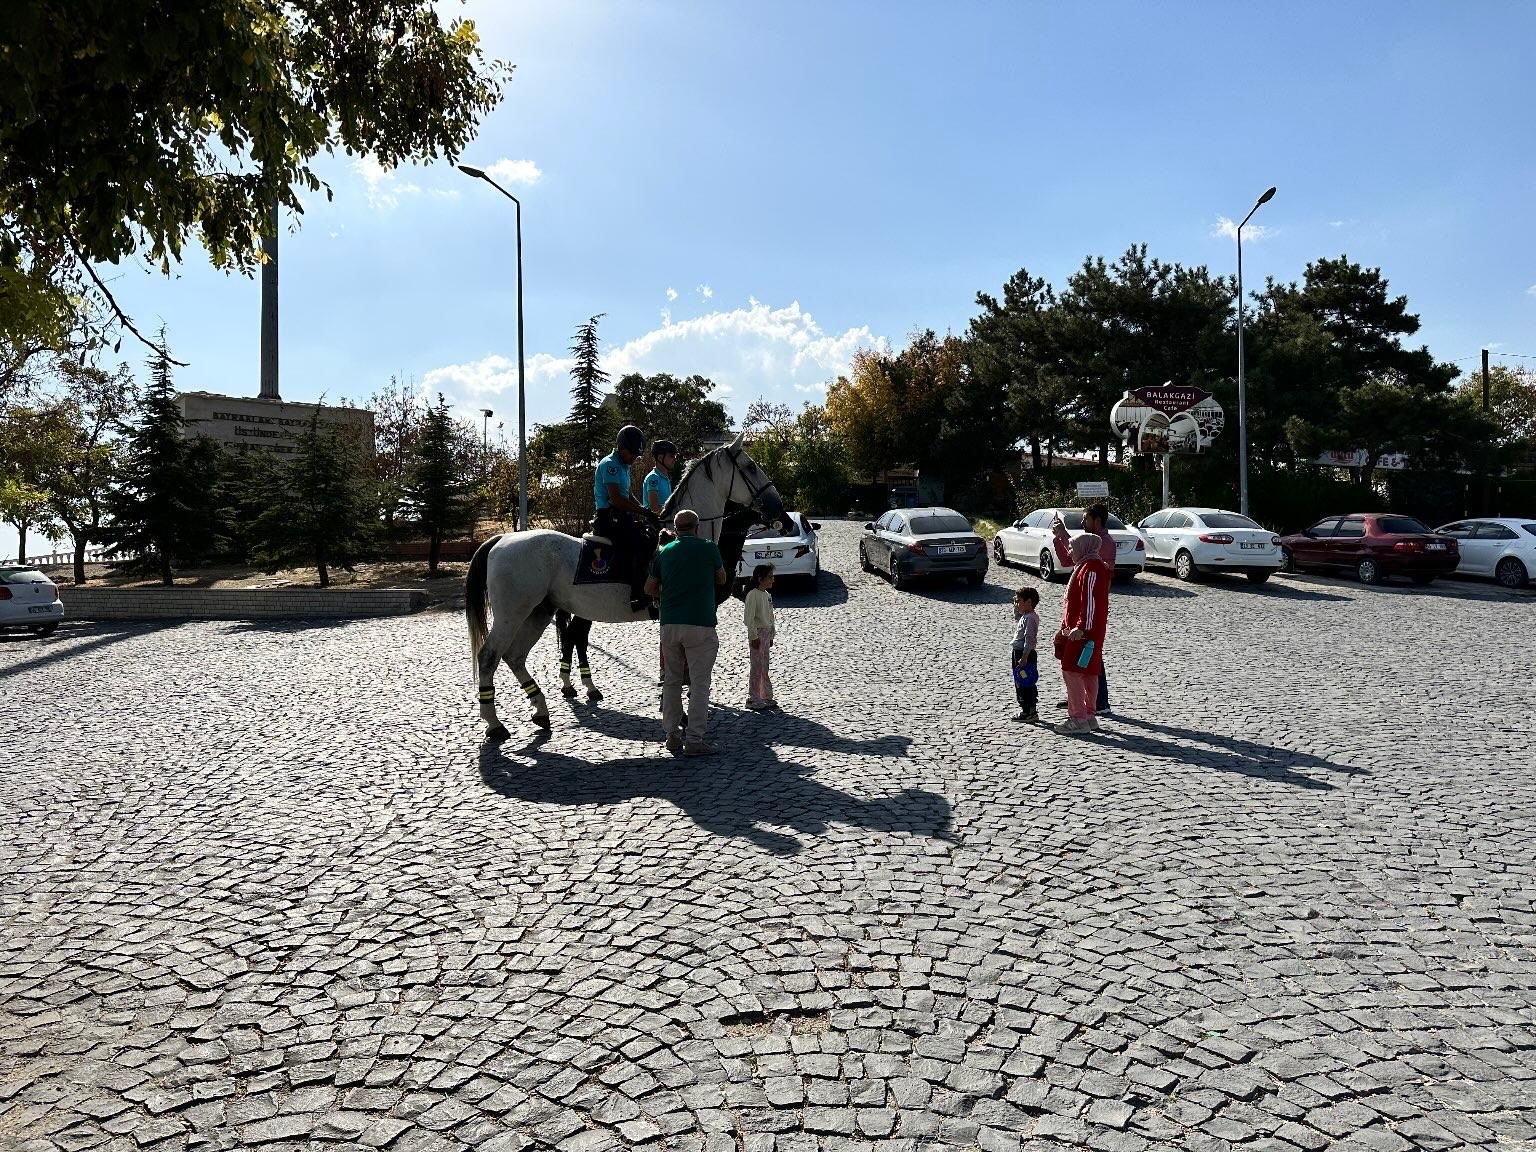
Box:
3;522;1534;1152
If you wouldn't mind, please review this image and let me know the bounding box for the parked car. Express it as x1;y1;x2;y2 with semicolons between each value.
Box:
1137;507;1283;583
993;507;1146;581
736;512;821;590
1435;518;1536;589
1278;513;1459;585
0;566;63;637
859;507;988;590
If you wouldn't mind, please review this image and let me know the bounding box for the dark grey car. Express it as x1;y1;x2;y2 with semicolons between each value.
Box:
858;507;988;590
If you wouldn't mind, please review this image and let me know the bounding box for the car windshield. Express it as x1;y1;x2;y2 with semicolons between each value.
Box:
0;569;49;583
1376;516;1430;535
1201;513;1261;530
746;522;796;540
908;514;972;535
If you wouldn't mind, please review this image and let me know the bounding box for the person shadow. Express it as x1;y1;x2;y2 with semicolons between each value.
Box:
477;706;950;857
1099;714;1368;791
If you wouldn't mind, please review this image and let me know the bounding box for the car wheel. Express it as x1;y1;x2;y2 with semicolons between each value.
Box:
1357;557;1380;585
1496;557;1528;589
859;543;872;573
1279;547;1295;573
890;556;909;591
1038;549;1056;582
993;537;1007;566
28;622;58;638
1246;571;1271;585
1174;549;1197;582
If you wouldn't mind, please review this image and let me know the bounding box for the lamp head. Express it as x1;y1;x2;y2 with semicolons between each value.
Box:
480;408;493;418
1257;186;1277;206
458;164;486;179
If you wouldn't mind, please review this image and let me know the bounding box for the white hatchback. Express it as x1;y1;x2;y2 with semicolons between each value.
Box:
993;507;1146;581
1137;507;1283;583
0;566;64;637
1435;518;1536;588
736;512;821;590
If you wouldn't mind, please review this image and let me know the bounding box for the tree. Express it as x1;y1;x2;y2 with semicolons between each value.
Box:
103;339;219;584
1459;364;1536;450
1;1;512;352
39;359;136;584
567;314;610;516
368;375;425;528
826;351;904;480
787;404;850;513
0;404;69;562
253;408;376;587
611;372;730;459
404;394;475;574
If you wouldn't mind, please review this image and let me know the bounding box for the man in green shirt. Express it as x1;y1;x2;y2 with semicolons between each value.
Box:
644;508;728;756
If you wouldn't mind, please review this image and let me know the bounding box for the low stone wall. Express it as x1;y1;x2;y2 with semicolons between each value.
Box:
59;586;428;621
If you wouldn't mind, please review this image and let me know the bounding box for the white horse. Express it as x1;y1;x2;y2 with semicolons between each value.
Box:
466;435;787;740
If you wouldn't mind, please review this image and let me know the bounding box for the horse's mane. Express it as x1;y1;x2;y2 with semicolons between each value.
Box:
659;445;724;520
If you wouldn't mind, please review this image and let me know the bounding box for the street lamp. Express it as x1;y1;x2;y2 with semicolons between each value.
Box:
479;408;493;454
459;164;528;531
1236;185;1276;519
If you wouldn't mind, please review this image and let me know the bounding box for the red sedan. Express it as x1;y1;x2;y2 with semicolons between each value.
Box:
1279;513;1460;586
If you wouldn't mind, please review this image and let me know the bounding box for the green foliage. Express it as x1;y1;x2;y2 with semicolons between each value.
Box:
0;403;68;558
0;0;511;349
611;372;729;462
102;338;221;583
252;407;377;587
369;375;425;527
404;393;475;573
1458;364;1536;451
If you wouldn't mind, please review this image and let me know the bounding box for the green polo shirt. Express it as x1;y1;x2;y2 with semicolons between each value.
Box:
648;535;723;627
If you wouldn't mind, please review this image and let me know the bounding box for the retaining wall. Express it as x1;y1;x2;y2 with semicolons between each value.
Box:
59;587;428;621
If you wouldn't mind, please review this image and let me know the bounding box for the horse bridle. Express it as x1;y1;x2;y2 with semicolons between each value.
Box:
686;444;778;526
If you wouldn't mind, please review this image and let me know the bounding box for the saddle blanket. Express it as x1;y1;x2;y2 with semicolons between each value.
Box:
573;535;631;586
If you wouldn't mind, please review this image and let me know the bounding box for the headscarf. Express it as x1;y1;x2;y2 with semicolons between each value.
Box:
1069;533;1102;563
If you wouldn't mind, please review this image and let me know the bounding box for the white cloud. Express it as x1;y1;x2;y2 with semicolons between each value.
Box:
486;159;542;186
352;156;421;211
1527;284;1536;297
1212;215;1270;242
665;287;679;302
423;297;886;428
697;284;714;301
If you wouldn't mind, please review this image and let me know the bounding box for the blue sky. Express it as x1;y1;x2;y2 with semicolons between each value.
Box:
8;1;1534;558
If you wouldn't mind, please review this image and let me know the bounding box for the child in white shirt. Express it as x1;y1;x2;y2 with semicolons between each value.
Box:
744;564;777;711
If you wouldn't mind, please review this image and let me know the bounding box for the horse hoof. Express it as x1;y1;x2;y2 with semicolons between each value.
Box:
532;714;552;731
586;689;604;703
560;685;577;698
485;723;511;743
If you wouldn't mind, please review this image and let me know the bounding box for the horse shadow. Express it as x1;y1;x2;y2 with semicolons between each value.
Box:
477;711;947;857
1099;714;1367;791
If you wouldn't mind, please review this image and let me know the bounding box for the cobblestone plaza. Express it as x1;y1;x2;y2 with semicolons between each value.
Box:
3;523;1534;1151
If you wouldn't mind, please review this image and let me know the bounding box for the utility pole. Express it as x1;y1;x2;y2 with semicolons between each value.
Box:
1482;348;1490;411
1482;348;1492;515
259;203;280;400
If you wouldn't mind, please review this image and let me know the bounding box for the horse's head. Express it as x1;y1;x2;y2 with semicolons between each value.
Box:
721;432;788;532
664;432;789;535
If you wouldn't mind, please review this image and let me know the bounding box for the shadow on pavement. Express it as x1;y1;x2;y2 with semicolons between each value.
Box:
776;570;851;608
477;708;945;857
1101;714;1367;791
0;621;172;677
223;617;353;634
1110;577;1198;599
908;580;1016;605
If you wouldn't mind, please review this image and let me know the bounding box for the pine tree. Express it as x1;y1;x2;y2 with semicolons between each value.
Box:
103;336;219;584
252;409;376;586
567;313;610;513
404;394;475;574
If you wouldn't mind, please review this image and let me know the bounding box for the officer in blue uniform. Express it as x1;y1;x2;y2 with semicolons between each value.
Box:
642;439;678;517
593;425;658;609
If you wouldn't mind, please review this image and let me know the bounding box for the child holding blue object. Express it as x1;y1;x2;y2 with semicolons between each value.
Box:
1011;587;1040;723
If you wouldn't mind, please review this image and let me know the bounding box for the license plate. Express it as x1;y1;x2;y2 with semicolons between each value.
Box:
1426;542;1446;551
28;605;54;614
1240;542;1267;550
937;545;966;555
757;550;782;559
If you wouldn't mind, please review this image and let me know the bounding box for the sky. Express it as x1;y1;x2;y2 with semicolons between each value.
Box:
8;0;1536;559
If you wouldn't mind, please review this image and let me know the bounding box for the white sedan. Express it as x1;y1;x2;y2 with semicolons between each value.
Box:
0;566;64;637
736;512;821;590
993;507;1146;581
1137;507;1283;583
1435;517;1536;588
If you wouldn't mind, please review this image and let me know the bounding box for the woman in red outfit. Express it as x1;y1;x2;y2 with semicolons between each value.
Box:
1055;533;1111;734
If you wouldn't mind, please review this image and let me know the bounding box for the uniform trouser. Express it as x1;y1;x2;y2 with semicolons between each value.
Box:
594;510;653;597
661;624;718;742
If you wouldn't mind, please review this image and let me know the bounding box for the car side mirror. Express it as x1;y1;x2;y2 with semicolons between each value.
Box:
863;522;875;531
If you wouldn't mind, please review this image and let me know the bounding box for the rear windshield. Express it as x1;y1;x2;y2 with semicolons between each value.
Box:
1053;510;1127;530
0;569;49;583
1376;516;1429;535
909;514;972;535
1202;513;1261;530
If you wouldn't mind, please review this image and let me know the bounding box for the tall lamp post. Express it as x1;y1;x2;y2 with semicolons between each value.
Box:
1236;185;1276;519
459;165;528;531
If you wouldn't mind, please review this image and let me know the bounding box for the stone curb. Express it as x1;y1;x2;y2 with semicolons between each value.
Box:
57;586;428;621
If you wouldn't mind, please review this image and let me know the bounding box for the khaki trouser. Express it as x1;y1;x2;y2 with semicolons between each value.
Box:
661;623;719;742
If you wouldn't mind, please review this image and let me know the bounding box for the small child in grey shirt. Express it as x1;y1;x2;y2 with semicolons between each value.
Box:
1012;587;1040;723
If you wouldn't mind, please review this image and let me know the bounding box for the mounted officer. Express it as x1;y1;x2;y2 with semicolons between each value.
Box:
593;424;660;610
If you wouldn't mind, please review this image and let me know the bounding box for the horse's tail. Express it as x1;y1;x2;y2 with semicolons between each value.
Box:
553;608;571;643
466;534;504;677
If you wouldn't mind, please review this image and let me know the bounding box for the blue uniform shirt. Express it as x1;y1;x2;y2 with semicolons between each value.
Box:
642;468;673;513
593;453;630;511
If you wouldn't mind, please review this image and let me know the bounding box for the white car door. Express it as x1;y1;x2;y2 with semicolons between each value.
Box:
1140;510;1172;561
1472;521;1521;575
1437;521;1481;573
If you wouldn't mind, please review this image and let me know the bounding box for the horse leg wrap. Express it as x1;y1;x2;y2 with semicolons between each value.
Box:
521;680;545;703
578;664;592;681
559;660;572;675
478;688;495;703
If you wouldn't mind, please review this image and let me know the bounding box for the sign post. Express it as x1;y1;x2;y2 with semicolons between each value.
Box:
1108;384;1225;510
1075;480;1109;500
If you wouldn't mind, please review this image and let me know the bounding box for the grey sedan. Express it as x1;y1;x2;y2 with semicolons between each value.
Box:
858;507;988;590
